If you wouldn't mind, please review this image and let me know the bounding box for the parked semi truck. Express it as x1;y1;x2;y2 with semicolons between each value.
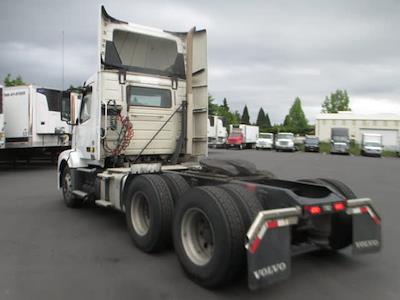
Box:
361;133;383;157
227;124;259;149
57;7;381;291
256;132;274;150
275;132;295;152
0;85;70;161
330;127;350;154
207;115;227;148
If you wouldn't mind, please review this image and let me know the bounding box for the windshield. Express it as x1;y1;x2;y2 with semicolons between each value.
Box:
305;138;319;144
277;134;293;140
259;133;272;139
333;136;348;142
364;142;381;147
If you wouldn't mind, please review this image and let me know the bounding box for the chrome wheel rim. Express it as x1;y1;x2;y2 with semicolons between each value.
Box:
131;191;151;236
181;208;215;266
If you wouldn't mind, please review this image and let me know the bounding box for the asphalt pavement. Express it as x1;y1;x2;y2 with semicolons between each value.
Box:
0;150;399;300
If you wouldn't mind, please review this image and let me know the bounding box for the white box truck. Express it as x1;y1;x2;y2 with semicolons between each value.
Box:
361;133;383;157
56;6;381;291
0;85;71;162
207;115;227;148
227;124;259;149
0;86;4;149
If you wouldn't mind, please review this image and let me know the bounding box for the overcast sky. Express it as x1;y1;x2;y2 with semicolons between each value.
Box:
1;0;399;123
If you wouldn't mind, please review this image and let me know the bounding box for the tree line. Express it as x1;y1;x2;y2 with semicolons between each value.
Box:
209;90;351;135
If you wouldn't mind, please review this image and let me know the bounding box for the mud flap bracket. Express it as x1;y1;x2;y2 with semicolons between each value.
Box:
347;198;382;254
245;207;301;290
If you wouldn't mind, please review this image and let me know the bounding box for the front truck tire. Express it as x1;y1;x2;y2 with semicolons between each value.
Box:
61;166;83;208
173;186;245;288
125;174;174;253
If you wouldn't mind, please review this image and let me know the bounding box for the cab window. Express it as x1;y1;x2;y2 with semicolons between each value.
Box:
127;86;171;108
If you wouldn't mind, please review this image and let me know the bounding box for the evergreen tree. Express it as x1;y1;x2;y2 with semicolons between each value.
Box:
285;97;309;133
321;89;351;113
265;113;272;128
256;108;267;128
241;105;250;125
222;98;229;112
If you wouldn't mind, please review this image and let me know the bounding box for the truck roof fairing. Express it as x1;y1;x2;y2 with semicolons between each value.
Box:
100;6;202;79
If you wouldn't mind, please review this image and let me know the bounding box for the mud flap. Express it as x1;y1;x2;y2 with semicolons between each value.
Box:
347;198;382;254
245;207;301;290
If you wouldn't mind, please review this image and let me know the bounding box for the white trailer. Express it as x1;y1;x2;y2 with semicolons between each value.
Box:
0;85;70;161
361;133;383;157
207;115;227;148
0;86;4;149
56;6;381;291
227;124;259;149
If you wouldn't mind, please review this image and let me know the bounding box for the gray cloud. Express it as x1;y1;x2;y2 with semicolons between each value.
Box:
0;0;399;123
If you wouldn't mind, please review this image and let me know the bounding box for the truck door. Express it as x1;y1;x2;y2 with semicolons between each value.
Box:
74;84;100;160
3;87;30;140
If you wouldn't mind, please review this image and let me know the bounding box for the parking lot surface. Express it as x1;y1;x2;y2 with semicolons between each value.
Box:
0;150;399;300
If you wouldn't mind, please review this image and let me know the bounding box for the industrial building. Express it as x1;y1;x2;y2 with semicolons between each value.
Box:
316;112;400;150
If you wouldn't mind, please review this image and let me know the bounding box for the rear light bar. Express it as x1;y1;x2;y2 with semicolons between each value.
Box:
304;201;346;215
333;202;346;211
304;205;321;215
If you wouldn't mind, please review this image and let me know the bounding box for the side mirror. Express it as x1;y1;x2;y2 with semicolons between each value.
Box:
61;91;80;125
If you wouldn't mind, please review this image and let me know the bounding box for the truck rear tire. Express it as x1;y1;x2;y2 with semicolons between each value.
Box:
173;186;245;288
61;166;83;208
126;174;174;253
220;184;262;231
317;178;355;250
161;173;190;204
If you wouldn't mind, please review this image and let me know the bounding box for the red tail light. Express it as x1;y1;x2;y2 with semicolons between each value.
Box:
304;205;321;215
333;202;345;211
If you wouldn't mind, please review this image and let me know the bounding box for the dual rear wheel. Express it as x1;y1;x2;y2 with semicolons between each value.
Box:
125;173;262;287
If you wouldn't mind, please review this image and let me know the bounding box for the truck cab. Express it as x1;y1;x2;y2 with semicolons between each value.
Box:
330;127;350;154
275;132;295;152
361;133;383;157
59;6;208;168
256;132;274;150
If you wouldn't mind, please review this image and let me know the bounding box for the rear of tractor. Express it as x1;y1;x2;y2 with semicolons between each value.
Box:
105;159;382;290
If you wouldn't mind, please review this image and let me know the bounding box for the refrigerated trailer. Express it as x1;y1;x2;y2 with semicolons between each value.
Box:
57;6;381;291
207;115;227;148
0;85;70;161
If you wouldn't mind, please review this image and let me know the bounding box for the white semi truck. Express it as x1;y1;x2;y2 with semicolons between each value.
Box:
57;7;382;291
0;85;70;162
207;115;227;148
